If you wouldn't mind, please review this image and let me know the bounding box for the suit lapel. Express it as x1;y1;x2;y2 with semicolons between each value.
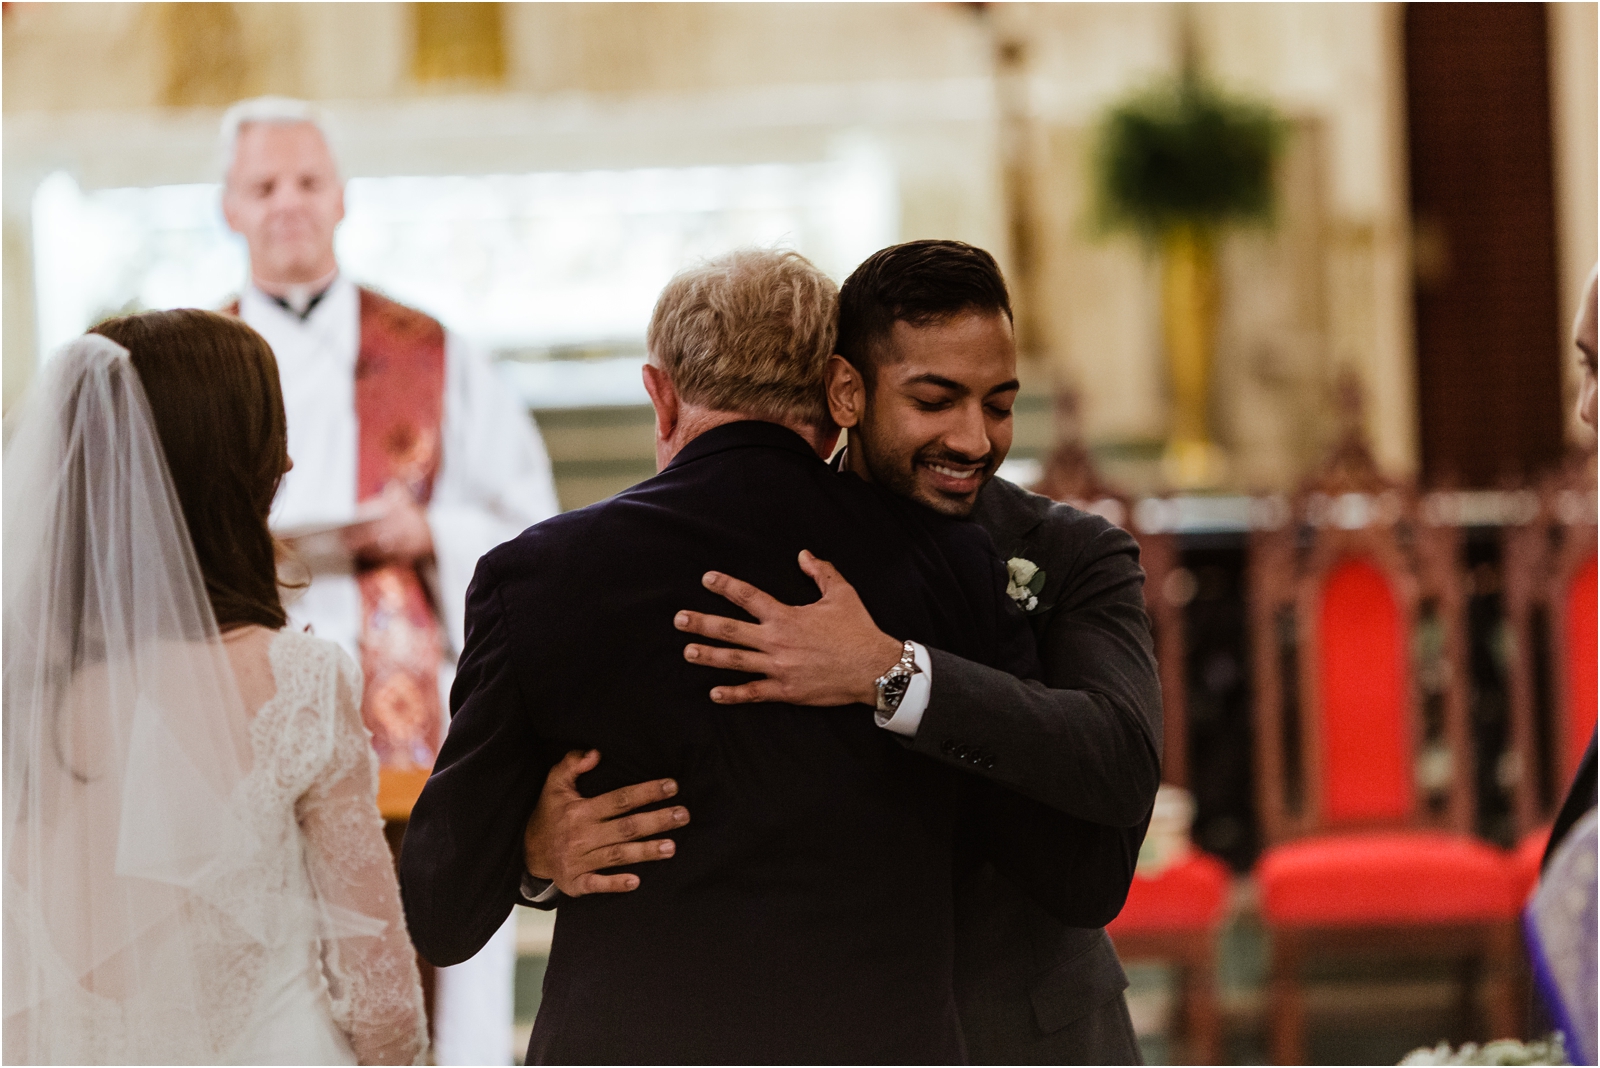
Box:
972;477;1049;560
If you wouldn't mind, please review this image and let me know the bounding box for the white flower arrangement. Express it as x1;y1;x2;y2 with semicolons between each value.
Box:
1005;557;1047;614
1400;1035;1567;1066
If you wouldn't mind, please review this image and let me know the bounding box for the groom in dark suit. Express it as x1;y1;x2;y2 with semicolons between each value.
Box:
522;242;1161;1064
399;249;1126;1064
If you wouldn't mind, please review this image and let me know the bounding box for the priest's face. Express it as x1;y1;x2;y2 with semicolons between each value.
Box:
223;122;345;287
829;310;1018;518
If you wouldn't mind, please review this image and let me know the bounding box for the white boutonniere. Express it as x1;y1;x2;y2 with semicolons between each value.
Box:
1005;557;1048;614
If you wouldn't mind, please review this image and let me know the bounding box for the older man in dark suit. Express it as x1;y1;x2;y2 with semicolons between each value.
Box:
401;248;1129;1064
522;241;1161;1064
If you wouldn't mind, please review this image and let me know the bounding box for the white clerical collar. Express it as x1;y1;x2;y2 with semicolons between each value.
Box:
250;270;343;323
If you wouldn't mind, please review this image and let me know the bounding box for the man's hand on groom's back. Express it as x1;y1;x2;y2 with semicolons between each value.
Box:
523;749;690;897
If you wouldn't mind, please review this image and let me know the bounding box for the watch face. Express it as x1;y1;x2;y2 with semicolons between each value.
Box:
880;673;912;709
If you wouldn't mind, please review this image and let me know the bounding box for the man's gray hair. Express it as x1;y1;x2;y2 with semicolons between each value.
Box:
219;96;340;179
647;248;838;430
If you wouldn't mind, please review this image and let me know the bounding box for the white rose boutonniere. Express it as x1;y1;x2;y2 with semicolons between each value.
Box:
1005;557;1047;615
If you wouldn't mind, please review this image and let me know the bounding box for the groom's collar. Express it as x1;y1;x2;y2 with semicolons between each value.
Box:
970;473;1048;541
667;419;823;471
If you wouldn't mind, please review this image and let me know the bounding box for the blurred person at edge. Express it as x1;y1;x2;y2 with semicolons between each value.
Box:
520;241;1162;1064
1543;263;1598;866
219;96;559;1066
1521;266;1598;1066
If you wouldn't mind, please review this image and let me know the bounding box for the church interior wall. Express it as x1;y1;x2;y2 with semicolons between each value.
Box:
1003;3;1419;486
3;2;1593;498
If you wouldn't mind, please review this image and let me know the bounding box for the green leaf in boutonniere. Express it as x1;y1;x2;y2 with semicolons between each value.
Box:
1005;557;1048;615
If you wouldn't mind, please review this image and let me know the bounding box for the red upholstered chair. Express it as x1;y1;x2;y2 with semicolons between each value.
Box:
1035;403;1232;1061
1506;826;1550;908
1115;514;1232;1064
1562;553;1598;777
1249;439;1520;1065
1107;849;1232;1064
1503;453;1597;840
1110;512;1232;1065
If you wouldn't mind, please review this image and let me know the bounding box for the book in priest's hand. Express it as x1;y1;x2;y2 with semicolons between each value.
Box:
273;499;391;575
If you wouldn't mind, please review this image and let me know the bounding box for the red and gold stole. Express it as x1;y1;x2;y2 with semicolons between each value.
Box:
353;289;447;772
227;290;448;776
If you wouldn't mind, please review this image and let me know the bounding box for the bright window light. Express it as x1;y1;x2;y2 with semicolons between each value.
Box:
31;152;897;408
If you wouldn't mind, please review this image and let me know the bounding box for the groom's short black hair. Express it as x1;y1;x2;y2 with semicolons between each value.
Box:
836;240;1013;387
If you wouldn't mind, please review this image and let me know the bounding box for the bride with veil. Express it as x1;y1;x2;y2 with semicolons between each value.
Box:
3;310;428;1064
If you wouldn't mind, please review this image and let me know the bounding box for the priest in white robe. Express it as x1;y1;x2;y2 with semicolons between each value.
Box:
221;96;559;1066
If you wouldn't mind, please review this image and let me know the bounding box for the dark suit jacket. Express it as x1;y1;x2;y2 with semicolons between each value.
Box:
916;476;1163;1064
400;422;1111;1065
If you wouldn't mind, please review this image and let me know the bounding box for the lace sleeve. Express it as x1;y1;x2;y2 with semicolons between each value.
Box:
296;650;429;1067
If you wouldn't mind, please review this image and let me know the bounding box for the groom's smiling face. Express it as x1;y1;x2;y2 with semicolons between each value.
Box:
832;310;1019;518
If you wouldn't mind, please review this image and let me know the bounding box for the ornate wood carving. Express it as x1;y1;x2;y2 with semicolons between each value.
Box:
1034;389;1186;783
1136;531;1188;788
1503;448;1598;834
1250;394;1475;843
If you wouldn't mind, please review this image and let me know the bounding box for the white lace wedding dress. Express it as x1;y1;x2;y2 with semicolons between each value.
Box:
6;629;429;1066
3;335;428;1065
218;626;430;1065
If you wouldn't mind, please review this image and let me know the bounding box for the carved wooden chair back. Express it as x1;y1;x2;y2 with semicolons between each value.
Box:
1250;441;1473;847
1504;451;1598;835
1032;389;1192;782
1133;530;1189;787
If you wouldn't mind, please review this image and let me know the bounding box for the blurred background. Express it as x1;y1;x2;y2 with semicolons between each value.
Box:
4;3;1595;1064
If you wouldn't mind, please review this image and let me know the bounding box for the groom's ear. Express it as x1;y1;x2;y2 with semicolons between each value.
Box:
825;355;866;429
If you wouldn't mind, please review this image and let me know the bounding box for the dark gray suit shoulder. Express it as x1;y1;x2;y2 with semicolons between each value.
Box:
973;478;1144;627
974;477;1137;558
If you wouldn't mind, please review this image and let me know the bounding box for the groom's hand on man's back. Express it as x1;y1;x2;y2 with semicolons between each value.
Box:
523;749;690;897
523;550;900;902
674;550;902;707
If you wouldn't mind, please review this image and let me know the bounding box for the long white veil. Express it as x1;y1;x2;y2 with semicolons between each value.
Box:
3;335;280;1063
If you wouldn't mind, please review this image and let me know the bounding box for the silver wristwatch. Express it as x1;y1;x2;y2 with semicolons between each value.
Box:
874;640;922;715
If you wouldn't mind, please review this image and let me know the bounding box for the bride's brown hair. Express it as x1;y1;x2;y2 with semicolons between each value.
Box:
92;309;291;631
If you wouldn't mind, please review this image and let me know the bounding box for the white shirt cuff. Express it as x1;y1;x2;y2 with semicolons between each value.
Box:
875;641;932;737
520;870;560;904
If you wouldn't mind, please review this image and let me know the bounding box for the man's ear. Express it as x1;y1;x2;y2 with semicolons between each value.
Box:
825;355;866;429
221;187;242;236
642;361;679;442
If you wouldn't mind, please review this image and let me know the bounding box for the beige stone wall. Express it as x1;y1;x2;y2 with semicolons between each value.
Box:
1001;3;1416;488
3;2;1592;489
